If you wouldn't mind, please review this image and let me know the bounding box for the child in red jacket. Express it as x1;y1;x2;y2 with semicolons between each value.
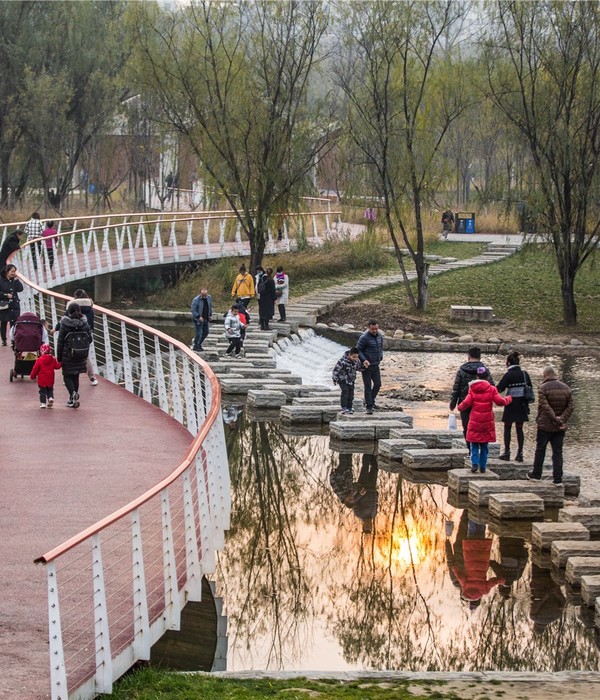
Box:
458;365;512;473
30;343;61;408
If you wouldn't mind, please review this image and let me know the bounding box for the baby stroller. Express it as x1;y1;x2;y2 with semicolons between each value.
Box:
10;312;44;381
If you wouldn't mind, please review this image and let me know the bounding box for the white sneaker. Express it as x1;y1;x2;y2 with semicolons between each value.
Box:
40;402;46;409
71;392;80;409
90;377;99;386
47;397;54;408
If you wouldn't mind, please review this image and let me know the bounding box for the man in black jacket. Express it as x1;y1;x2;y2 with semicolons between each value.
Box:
449;347;494;449
357;319;384;414
0;229;24;271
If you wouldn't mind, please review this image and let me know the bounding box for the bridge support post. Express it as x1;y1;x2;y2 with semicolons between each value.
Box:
95;273;112;303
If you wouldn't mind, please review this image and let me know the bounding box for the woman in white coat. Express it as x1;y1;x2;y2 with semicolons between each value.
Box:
275;266;289;322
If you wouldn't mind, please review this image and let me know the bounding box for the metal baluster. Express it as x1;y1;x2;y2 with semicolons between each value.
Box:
182;469;202;601
161;489;181;631
121;321;134;392
92;534;113;694
131;510;151;661
46;563;67;700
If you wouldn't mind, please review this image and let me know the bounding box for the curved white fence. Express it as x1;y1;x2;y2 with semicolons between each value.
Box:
9;239;231;699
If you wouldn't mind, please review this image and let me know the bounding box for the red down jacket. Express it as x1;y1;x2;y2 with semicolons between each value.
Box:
30;353;61;386
458;379;512;443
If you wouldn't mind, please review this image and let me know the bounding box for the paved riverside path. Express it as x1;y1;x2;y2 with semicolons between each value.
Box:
0;346;194;699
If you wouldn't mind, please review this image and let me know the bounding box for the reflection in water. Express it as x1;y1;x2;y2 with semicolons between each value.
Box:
217;411;600;673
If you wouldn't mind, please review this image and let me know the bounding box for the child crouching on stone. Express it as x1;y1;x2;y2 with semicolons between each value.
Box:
458;365;512;473
332;347;362;415
30;343;61;408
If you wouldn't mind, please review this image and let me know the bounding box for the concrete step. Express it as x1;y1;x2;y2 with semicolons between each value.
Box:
247;390;287;408
489;492;545;520
448;468;500;494
532;522;590;550
402;448;467;471
560;507;600;534
581;574;600;606
468;479;564;508
551;540;600;568
329;418;413;440
565;556;600;585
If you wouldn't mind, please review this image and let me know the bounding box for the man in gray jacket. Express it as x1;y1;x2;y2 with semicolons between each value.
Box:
357;319;384;414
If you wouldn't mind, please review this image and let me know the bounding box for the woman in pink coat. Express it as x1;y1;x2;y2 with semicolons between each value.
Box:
458;366;512;473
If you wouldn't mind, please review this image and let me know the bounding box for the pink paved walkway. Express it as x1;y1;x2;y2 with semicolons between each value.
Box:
0;344;194;699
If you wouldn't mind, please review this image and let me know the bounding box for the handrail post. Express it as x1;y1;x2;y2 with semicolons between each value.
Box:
131;509;151;661
47;562;68;700
161;488;181;631
183;468;202;601
92;534;113;694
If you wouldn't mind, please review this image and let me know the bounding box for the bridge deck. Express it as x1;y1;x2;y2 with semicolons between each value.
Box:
0;345;194;699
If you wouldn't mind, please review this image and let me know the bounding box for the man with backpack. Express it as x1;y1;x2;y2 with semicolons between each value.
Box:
56;302;92;408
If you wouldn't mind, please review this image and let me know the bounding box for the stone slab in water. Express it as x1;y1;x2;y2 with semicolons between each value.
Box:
293;396;341;405
388;428;454;449
473;460;531;480
220;377;284;394
299;385;337;395
579;493;600;507
328;438;377;455
246;390;287;408
468;480;565;507
403;448;467;471
559;507;600;534
488;517;534;541
397;466;449;486
448;468;500;494
447;489;470;510
280;422;328;437
262;384;304;399
338;411;409;422
581;575;600;606
565;556;600;584
330;421;376;439
532;522;590;550
280;405;326;423
488;492;545;520
551;540;600;568
378;438;428;460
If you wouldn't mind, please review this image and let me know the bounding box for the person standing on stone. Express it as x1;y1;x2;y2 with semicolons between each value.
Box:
254;265;265;299
457;366;512;473
191;288;212;351
274;266;289;322
257;267;276;330
496;351;533;462
527;366;574;486
449;347;495;451
223;304;243;357
332;346;362;414
231;264;254;309
357;320;384;415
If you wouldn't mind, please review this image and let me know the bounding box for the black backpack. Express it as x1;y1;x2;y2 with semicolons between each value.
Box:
64;329;90;360
257;275;267;296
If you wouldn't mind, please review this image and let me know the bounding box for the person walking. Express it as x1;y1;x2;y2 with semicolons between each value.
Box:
24;211;44;270
0;264;24;346
254;266;265;299
0;229;24;270
332;346;362;414
191;288;212;351
56;302;92;408
257;267;276;330
450;347;494;451
231;264;254;308
42;221;58;270
357;320;384;414
527;366;574;486
30;343;61;408
71;289;98;385
457;365;512;473
274;266;289;322
496;351;533;462
441;208;455;238
223;304;243;357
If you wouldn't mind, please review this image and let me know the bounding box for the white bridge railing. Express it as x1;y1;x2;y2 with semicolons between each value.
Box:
12;242;231;700
1;208;342;289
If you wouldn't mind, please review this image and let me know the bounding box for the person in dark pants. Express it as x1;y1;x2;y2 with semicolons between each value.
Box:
0;264;24;346
527;366;574;485
356;320;384;414
257;267;276;330
0;229;24;270
496;351;533;461
56;303;92;408
449;347;494;452
332;346;362;414
191;288;212;351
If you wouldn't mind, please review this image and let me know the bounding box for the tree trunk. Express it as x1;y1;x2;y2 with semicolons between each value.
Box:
560;270;577;326
248;225;266;275
416;261;430;311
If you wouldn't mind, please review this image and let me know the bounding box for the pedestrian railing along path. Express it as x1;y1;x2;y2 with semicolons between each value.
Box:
2;236;232;699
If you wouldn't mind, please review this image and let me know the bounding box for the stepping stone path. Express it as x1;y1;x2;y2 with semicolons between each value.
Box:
532;522;590;550
489;492;545;520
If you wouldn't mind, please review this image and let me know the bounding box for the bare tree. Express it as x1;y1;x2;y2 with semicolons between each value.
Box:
336;0;467;310
485;0;600;326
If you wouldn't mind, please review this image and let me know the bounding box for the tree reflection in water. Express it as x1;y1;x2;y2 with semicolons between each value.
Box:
218;412;600;672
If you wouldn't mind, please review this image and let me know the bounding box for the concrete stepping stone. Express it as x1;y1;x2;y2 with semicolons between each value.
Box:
281;404;340;424
262;384;304;399
559;507;600;535
292;396;340;405
378;438;427;460
488;518;534;541
329;419;411;440
489;492;545;520
479;461;531;480
403;448;467;471
447;489;469;510
581;575;600;606
388;428;455;449
448;468;500;494
532;522;590;550
396;466;449;485
551;540;600;568
468;479;565;507
338;411;409;422
329;438;377;455
579;493;600;507
565;557;600;585
219;377;284;394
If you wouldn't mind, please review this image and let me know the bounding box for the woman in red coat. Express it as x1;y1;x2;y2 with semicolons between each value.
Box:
458;366;512;473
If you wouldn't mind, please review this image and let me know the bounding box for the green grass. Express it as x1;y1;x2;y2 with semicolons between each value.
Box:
99;669;462;699
368;243;600;336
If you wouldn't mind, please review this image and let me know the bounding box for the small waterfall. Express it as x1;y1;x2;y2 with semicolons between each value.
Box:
275;328;348;387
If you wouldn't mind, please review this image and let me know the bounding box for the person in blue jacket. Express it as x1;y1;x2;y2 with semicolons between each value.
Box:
356;319;384;414
191;288;212;351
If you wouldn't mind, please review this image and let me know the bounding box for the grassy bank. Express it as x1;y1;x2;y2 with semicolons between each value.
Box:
100;670;465;699
138;237;485;314
366;243;600;337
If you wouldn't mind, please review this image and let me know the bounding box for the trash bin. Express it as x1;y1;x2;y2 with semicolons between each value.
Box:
455;212;475;234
